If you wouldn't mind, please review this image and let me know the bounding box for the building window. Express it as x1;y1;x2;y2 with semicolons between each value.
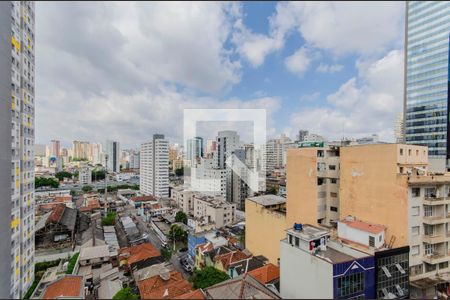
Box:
400;148;403;155
337;272;365;297
330;206;338;212
331;178;337;184
424;224;434;236
411;206;420;216
411;245;420;256
330;192;338;198
294;237;299;247
439;262;448;270
424;206;432;217
425;187;436;198
408;149;411;156
411;226;419;236
329;165;336;170
369;236;375;247
412;188;420;197
424;244;434;256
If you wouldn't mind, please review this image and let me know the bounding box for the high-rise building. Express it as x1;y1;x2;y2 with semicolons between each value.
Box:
90;143;102;165
297;130;309;142
395;112;405;143
0;1;35;297
104;140;120;173
72;140;90;160
130;151;140;169
265;134;291;172
50;140;60;157
140;134;169;197
214;130;240;169
205;139;217;157
404;2;450;163
186;137;204;165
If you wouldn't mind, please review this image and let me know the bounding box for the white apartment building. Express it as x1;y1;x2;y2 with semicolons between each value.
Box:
214;130;241;169
191;158;226;196
172;187;196;214
129;151;140;169
0;1;35;297
73;140;90;160
90;143;102;165
265;137;288;172
140;134;169;198
79;166;92;185
192;194;236;228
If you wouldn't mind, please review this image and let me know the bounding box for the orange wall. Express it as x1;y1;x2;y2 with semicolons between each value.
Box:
339;144;409;247
286;148;318;226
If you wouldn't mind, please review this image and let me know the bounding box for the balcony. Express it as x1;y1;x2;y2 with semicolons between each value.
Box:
423;214;448;225
423;196;450;205
422;252;449;264
422;234;447;244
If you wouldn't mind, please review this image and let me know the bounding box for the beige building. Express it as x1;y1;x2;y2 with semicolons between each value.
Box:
245;195;286;264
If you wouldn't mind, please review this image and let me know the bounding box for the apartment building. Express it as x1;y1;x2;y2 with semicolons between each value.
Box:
190;158;226;196
0;1;35;297
265;134;291;172
73;140;90;160
140;134;169;198
50;140;60;157
172;187;196;214
104;140;120;173
286;142;340;227
79;165;92;185
193;194;236;228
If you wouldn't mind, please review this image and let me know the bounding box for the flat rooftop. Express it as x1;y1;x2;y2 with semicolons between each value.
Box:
315;246;355;264
247;195;286;207
286;224;329;241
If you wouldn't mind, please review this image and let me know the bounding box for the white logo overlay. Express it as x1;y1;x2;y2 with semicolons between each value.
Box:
183;108;266;194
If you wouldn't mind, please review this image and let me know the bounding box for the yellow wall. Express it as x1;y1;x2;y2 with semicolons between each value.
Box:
286;148;318;226
245;199;286;264
339;144;410;247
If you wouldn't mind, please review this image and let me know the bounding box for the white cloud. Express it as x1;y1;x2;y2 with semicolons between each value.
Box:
290;50;403;141
285;47;314;75
316;63;344;73
233;1;404;68
299;92;321;102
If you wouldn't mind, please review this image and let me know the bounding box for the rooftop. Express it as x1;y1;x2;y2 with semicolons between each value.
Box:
247;263;280;284
137;271;193;299
340;218;385;234
247;195;286;207
173;289;206;299
286;224;329;241
42;275;84;299
119;243;161;266
80;245;110;261
131;195;156;202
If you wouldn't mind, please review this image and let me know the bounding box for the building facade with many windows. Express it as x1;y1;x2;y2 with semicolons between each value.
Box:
0;1;35;297
140;134;169;198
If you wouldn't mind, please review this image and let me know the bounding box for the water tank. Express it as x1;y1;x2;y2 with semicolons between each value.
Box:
293;223;302;231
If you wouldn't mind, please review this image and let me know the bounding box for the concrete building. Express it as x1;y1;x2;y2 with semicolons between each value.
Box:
265;134;291;172
90;143;102;165
140;134;169;197
404;1;450;163
193;194;236;228
395;112;404;143
297;129;309;142
104;140;120;173
50;140;60;157
205;139;217;157
286;143;340;227
0;2;35;297
79;166;92;185
214;130;240;169
129;150;140;169
190;158;227;196
226;149;251;210
186;137;204;165
245;195;287;265
73;141;90;160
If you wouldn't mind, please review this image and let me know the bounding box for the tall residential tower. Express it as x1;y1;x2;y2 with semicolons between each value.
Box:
140;134;169;197
0;1;35;297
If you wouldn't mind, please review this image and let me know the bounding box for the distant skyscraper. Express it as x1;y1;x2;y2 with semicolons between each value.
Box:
395;112;405;143
90;143;102;165
140;134;169;197
297;130;309;142
73;140;90;160
214;130;240;169
404;2;450;163
104;140;120;173
0;1;35;297
50;140;60;157
205;139;217;157
186;137;204;164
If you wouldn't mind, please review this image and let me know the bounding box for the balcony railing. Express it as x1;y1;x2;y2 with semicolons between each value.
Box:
422;234;446;244
422;252;448;264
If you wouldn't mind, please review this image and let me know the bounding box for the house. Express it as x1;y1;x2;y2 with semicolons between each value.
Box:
247;263;280;293
213;249;251;273
79;245;112;267
203;273;279;299
173;289;206;299
119;243;164;273
227;256;265;278
137;271;193;299
41;275;85;299
97;279;122;299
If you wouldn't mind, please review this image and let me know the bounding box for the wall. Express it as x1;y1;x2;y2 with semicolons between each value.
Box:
286;148;318;226
338;222;384;249
245;199;286;264
280;240;333;299
339;144;409;247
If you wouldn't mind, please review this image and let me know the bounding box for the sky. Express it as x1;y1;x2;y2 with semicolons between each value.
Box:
35;1;405;149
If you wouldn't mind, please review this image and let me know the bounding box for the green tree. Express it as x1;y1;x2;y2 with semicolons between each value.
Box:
160;247;172;261
112;287;138;300
66;252;79;274
92;170;106;181
82;185;93;193
35;177;59;188
55;171;73;181
70;190;77;197
175;168;184;176
101;212;117;226
190;266;230;289
169;224;187;242
175;211;188;224
266;186;278;195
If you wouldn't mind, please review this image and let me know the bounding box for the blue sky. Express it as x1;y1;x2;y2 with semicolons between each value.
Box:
35;2;405;148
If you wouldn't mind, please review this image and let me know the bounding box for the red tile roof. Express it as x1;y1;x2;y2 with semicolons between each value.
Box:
131;195;156;202
247;263;280;284
341;219;386;234
48;204;66;223
119;243;161;266
138;271;192;299
214;250;250;270
42;275;83;299
55;195;72;203
196;242;213;254
174;289;205;299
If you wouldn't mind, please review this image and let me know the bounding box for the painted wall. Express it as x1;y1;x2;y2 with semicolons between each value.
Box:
338;222;384;249
188;233;206;259
245;199;286;264
280;240;333;299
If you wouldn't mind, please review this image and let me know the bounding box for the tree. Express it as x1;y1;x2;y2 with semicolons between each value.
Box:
82;185;93;193
35;177;59;189
70;190;77;197
169;224;187;242
91;170;106;181
266;186;278;195
66;252;79;274
112;287;138;300
160;247;172;261
102;212;116;226
175;211;188;224
175;168;184;176
190;266;230;289
55;171;72;181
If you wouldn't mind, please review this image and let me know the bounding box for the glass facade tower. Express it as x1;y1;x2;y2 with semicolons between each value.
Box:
405;1;450;159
